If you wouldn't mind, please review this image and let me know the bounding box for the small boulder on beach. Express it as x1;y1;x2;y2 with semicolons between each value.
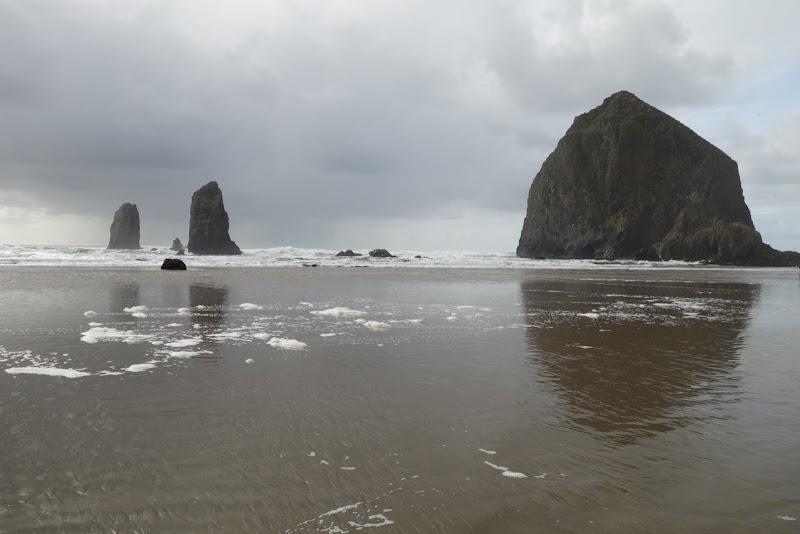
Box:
369;248;395;258
161;258;187;270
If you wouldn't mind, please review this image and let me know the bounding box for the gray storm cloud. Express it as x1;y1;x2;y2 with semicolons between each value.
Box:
0;0;798;250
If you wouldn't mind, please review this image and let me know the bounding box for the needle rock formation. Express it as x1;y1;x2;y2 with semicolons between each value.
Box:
107;203;140;250
187;181;242;255
517;91;799;266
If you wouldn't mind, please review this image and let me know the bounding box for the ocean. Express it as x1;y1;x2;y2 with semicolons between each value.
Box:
1;252;799;532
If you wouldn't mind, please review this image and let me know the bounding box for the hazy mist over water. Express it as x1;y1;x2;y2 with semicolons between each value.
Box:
1;1;799;251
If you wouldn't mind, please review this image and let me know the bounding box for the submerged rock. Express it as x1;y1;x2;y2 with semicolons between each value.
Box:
369;248;395;258
161;258;187;270
107;203;141;250
170;238;184;252
187;181;242;255
517;91;798;266
336;249;363;257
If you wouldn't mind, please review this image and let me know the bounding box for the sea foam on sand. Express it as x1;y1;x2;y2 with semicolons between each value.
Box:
80;326;153;344
124;362;157;372
160;350;209;359
238;302;263;310
266;337;307;350
484;460;528;479
363;320;391;331
311;307;367;318
164;338;202;348
5;366;91;378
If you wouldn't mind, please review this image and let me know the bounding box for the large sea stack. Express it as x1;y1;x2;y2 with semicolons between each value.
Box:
107;203;140;250
187;181;242;255
517;91;799;266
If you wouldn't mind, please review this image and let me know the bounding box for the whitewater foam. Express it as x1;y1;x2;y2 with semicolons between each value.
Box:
311;307;367;318
0;244;715;270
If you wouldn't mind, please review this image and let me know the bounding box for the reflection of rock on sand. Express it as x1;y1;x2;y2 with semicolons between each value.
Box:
521;279;758;444
189;284;229;329
110;282;140;313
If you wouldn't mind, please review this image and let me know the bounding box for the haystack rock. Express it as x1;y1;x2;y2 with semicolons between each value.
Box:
517;91;800;266
187;181;242;255
107;203;140;250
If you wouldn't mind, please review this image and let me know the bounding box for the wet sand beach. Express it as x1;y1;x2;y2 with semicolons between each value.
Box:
1;266;799;532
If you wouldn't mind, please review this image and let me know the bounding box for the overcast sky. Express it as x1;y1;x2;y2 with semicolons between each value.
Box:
1;0;798;251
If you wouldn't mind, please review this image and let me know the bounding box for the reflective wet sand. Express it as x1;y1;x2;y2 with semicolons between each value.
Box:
1;267;798;532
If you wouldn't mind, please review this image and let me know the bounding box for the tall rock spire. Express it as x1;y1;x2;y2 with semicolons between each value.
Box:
187;181;242;255
107;203;141;250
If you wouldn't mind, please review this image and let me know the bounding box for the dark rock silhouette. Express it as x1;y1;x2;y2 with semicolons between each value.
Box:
107;203;140;250
161;258;187;270
170;238;184;252
517;91;799;266
369;248;395;258
336;249;363;257
187;181;242;255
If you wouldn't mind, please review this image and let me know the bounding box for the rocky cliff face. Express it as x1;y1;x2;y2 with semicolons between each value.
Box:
107;203;140;250
517;91;799;266
187;181;241;255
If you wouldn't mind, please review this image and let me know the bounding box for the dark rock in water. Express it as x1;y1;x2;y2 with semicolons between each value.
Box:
517;91;798;266
369;248;395;258
161;258;187;270
107;203;140;250
170;238;183;252
187;181;242;255
414;255;424;259
336;249;363;257
634;246;661;262
302;263;319;267
150;248;158;251
742;243;800;267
